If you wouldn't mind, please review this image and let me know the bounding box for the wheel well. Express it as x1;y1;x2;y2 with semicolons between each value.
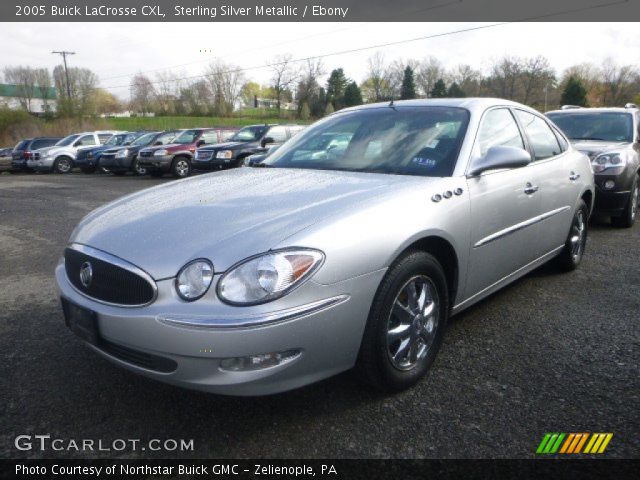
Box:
402;236;459;306
581;189;593;214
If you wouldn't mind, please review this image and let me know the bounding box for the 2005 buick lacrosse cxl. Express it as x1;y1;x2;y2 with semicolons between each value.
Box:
56;98;594;395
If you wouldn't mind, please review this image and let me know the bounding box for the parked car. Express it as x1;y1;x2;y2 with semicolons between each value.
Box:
243;144;281;167
137;128;237;178
57;99;594;396
0;147;13;171
28;131;122;173
10;137;61;172
193;124;305;171
75;132;145;173
100;130;181;176
547;105;640;227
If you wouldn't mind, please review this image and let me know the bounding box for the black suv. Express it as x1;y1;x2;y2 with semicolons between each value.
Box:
193;124;305;171
11;137;61;172
547;105;640;227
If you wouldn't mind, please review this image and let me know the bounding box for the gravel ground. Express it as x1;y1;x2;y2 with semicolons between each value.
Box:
1;172;638;459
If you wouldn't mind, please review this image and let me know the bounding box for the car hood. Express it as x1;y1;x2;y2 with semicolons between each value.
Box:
199;141;250;151
571;140;629;158
71;167;431;279
142;143;192;152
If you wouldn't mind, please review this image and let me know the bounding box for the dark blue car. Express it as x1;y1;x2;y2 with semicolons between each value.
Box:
75;132;146;173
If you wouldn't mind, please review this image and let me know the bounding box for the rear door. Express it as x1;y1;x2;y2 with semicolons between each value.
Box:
464;107;543;299
514;109;575;257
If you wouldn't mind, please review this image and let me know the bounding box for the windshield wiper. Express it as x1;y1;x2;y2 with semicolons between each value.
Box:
571;137;608;141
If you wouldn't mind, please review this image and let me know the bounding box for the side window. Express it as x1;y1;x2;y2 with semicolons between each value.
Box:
515;110;561;161
32;139;51;149
220;130;236;141
267;126;287;143
477;108;524;156
551;126;569;152
201;131;218;144
97;134;112;143
77;135;97;146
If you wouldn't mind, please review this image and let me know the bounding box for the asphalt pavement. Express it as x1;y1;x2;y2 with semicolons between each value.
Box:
1;172;638;459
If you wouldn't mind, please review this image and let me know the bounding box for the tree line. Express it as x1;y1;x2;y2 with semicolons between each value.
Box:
2;53;639;120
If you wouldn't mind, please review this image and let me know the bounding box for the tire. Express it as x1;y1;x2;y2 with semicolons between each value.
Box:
171;156;191;178
131;156;146;176
611;177;638;228
149;171;164;178
356;251;449;392
53;156;73;174
555;199;588;271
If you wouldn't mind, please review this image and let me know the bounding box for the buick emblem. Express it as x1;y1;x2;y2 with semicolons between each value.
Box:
79;262;93;288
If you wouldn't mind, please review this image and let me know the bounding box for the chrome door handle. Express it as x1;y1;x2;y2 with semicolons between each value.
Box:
524;183;539;195
569;172;581;181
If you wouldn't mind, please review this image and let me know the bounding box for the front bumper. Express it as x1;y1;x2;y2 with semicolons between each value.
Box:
100;154;134;172
594;176;631;215
56;261;384;396
138;154;173;172
192;157;235;170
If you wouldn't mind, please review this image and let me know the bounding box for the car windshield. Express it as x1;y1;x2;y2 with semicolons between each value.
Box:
56;134;81;147
172;130;201;144
547;112;633;142
131;132;158;146
265;106;470;177
230;126;267;142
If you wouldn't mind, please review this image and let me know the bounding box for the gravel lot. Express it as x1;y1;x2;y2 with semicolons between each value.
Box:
1;172;638;459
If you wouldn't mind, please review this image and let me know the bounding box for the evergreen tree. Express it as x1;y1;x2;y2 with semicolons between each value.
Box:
326;68;349;109
430;79;447;98
560;76;588;107
446;82;466;98
343;81;363;107
400;66;417;100
299;102;311;120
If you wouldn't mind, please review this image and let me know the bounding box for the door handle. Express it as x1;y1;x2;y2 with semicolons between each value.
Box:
524;182;539;195
569;172;581;181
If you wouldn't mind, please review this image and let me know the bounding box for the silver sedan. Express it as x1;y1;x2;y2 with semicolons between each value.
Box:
56;99;594;395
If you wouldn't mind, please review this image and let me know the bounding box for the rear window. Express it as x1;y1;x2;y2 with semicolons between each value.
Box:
14;140;29;151
31;138;58;150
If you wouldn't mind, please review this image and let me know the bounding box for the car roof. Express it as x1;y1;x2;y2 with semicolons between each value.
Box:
337;97;538;114
547;107;637;115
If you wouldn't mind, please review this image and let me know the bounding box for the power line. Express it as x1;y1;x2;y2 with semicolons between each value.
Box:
52;50;75;98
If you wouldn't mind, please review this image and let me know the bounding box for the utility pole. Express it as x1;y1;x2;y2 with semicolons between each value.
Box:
51;51;75;99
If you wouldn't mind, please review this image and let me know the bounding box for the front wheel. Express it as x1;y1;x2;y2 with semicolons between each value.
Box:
555;200;588;271
53;156;73;174
131;156;146;175
611;178;638;228
356;251;449;392
171;156;191;178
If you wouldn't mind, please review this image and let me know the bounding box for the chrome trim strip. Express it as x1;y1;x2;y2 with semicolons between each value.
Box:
66;243;159;308
473;206;571;248
157;295;350;329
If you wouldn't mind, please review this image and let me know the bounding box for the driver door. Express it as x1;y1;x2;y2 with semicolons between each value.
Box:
463;108;543;300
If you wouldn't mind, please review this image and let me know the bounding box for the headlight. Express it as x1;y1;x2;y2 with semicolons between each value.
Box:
217;249;324;305
154;149;168;156
592;152;627;173
115;149;128;158
216;150;233;159
175;259;214;301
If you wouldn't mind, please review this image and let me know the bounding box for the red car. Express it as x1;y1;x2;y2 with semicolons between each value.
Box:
137;128;237;178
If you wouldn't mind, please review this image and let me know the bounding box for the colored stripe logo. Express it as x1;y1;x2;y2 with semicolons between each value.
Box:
536;433;613;454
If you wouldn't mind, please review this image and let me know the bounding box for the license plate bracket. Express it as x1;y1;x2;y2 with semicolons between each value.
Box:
61;298;99;345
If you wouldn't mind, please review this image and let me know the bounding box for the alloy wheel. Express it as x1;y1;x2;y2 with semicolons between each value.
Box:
631;184;638;221
570;210;586;262
386;275;439;371
57;158;71;173
175;159;189;177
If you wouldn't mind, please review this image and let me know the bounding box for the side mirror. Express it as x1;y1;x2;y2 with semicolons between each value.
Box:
73;141;81;147
467;146;531;177
261;136;275;148
196;139;205;147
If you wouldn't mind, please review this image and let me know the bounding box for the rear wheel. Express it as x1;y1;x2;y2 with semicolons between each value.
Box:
171;156;192;178
611;177;638;228
356;251;448;392
53;156;73;174
555;200;588;271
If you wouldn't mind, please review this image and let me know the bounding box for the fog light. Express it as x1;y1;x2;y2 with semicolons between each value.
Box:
219;349;301;371
603;180;616;190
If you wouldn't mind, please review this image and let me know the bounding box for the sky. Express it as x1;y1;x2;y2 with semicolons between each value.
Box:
1;22;638;99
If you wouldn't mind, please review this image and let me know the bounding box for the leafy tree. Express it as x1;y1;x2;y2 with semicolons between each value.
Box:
326;68;349;109
240;81;261;107
343;81;363;107
400;66;417;100
446;82;465;98
430;79;447;98
560;76;588;106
